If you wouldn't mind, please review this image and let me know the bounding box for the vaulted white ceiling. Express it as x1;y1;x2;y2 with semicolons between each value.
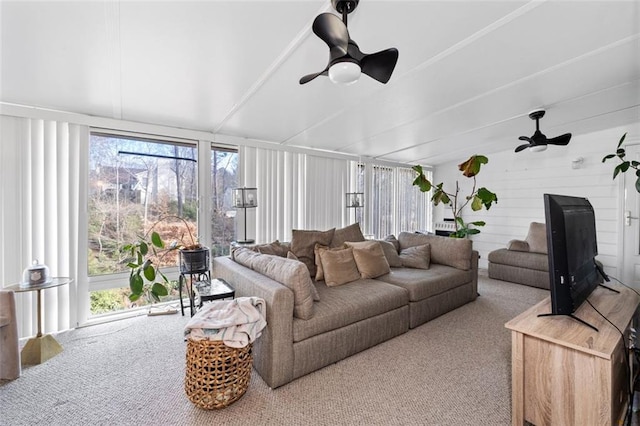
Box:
1;0;639;166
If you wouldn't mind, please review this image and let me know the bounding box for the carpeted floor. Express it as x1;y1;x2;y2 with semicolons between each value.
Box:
1;274;549;426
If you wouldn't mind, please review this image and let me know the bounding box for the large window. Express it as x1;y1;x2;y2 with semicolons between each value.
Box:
87;132;238;316
210;147;238;257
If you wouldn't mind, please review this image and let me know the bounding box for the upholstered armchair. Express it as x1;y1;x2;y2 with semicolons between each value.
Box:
0;290;20;380
487;222;550;289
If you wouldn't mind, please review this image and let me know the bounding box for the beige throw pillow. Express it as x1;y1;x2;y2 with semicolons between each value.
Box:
290;228;336;277
384;234;400;252
377;240;403;267
525;222;548;254
399;244;431;269
345;241;391;278
319;247;361;287
314;244;346;281
256;240;290;257
331;223;365;247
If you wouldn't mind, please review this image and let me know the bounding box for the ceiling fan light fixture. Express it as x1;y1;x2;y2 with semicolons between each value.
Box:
530;145;547;153
328;61;361;85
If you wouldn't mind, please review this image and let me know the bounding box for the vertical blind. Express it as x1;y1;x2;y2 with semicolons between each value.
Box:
1;116;86;337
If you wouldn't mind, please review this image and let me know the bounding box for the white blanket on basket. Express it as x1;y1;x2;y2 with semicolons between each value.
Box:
184;297;267;348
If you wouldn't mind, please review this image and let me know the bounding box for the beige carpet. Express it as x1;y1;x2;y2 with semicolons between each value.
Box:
0;273;548;426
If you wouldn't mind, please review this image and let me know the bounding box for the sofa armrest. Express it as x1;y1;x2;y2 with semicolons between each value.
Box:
507;239;530;252
212;256;295;388
471;250;479;299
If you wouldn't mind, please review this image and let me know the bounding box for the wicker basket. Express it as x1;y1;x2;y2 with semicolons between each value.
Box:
184;339;253;409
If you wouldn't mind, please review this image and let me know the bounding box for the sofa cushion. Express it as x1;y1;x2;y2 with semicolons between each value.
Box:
232;247;262;268
314;244;346;281
376;265;473;302
291;228;335;277
251;254;316;320
255;240;290;257
292;278;409;342
318;247;361;287
399;244;431;269
287;251;320;301
378;240;403;267
345;241;391;279
525;222;548;254
488;248;549;272
398;232;472;270
330;223;365;247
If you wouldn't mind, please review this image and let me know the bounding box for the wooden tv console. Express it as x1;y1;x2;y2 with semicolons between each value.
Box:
505;284;640;426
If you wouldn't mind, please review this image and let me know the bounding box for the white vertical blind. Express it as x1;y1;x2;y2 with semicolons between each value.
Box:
239;146;351;242
1;116;85;337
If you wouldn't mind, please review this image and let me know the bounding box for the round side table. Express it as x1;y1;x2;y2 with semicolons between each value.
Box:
5;277;73;365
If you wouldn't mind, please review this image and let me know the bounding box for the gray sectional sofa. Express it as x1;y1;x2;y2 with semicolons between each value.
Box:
212;228;479;388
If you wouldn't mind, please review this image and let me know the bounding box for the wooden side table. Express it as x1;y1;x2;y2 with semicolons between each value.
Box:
5;277;73;365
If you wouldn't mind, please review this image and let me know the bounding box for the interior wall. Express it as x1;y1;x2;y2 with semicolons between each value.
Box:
433;123;640;276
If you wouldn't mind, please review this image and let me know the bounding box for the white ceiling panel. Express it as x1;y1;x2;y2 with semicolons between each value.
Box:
1;0;639;166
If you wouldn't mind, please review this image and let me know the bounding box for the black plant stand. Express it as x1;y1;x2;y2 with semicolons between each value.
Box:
178;248;210;317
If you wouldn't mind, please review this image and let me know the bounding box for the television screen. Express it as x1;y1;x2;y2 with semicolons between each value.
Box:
544;193;600;316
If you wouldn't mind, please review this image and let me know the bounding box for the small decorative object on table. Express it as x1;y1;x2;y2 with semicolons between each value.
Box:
21;260;50;288
184;297;266;409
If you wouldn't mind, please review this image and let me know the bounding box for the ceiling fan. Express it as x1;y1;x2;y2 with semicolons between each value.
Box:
299;0;399;85
515;109;572;153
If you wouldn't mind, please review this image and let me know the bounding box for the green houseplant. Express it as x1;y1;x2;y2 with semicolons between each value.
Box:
122;215;204;303
412;155;498;238
601;133;637;191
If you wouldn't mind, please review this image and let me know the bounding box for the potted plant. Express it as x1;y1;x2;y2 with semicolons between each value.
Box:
412;155;498;238
601;133;637;191
122;215;208;303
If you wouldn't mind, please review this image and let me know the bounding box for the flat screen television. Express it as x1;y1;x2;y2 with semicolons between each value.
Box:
541;193;605;329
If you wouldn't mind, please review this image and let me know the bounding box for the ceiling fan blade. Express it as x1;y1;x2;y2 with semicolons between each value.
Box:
518;136;533;143
312;13;349;56
361;48;399;84
547;133;572;146
299;68;329;85
515;144;530;153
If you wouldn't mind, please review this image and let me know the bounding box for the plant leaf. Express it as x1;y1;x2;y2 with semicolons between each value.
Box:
636;176;640;193
143;264;156;281
151;231;164;248
129;293;140;302
130;273;143;294
602;154;615;163
617;132;627;149
469;221;486;226
139;241;148;256
471;195;482;211
621;161;630;172
152;282;169;297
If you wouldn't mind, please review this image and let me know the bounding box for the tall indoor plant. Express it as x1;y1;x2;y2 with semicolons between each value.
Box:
601;133;637;191
413;155;498;238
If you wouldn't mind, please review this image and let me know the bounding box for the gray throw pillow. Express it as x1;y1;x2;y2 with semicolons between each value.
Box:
290;228;336;277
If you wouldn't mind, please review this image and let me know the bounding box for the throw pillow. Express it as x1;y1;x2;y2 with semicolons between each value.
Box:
525;222;548;254
377;240;403;267
314;243;346;281
318;247;361;287
399;244;431;269
507;240;530;252
256;240;290;257
345;241;391;279
251;254;316;320
288;251;320;301
290;228;335;277
384;234;400;252
330;223;365;247
398;232;472;270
